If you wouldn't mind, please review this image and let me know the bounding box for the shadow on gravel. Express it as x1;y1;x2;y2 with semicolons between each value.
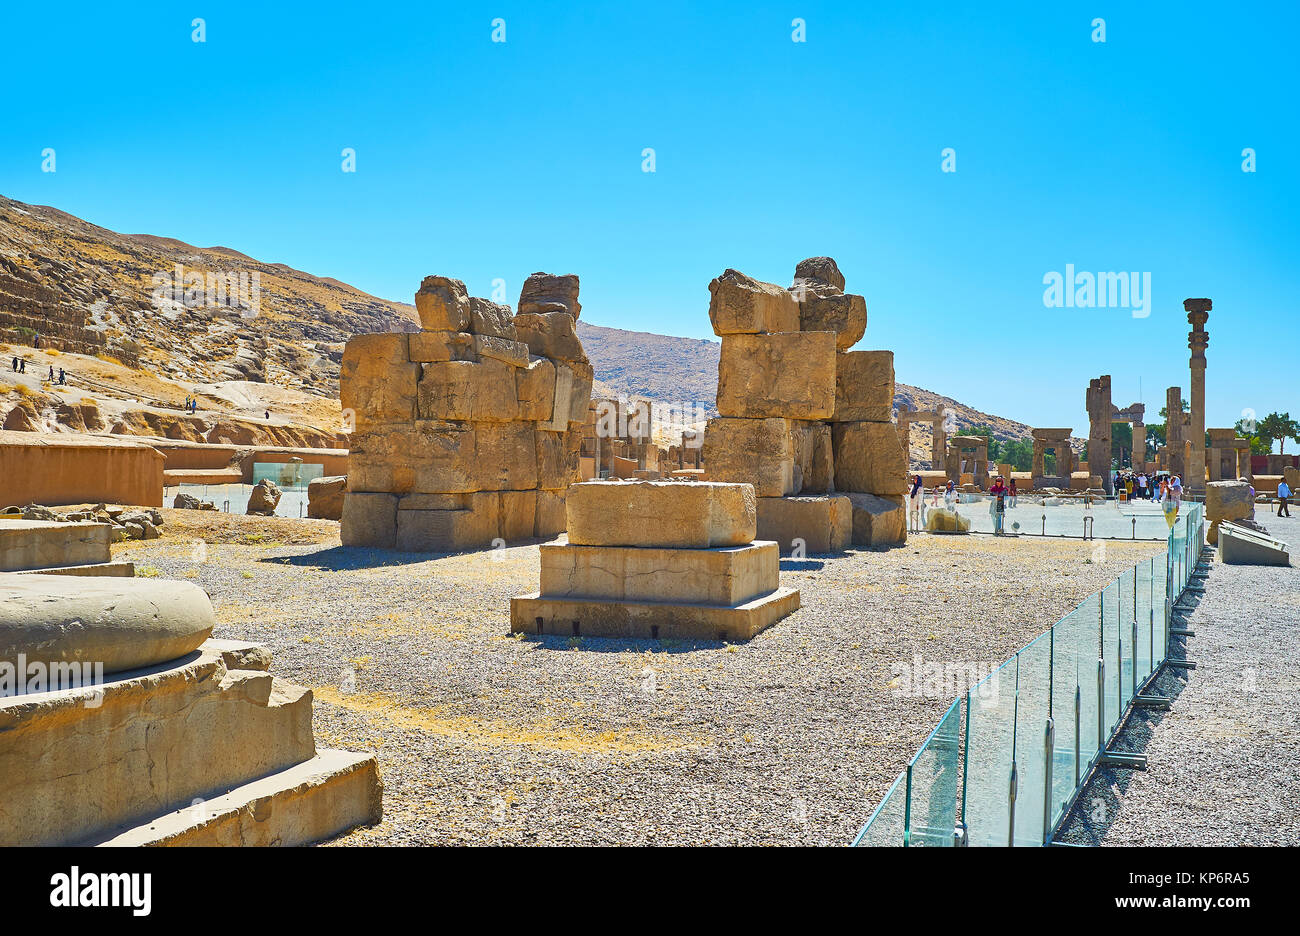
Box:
780;558;826;571
516;634;724;654
1055;559;1211;845
259;542;551;570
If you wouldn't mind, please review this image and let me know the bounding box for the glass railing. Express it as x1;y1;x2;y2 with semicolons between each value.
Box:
931;492;1191;540
853;502;1204;846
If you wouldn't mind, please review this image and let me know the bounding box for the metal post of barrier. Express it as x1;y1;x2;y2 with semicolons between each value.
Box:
1131;619;1139;698
1042;514;1046;536
1074;683;1081;785
1096;658;1105;753
1007;760;1018;847
1042;717;1055;845
1132;517;1137;539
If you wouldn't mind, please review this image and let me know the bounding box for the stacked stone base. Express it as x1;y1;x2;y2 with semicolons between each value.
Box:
0;634;381;847
512;481;800;640
0;518;132;575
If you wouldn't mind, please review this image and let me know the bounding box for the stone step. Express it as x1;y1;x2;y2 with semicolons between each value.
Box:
86;749;382;847
0;518;112;572
13;560;135;577
511;586;801;642
0;645;314;846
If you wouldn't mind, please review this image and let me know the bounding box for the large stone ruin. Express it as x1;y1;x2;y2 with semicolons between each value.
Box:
340;273;592;551
1;573;381;845
701;258;907;553
511;480;800;640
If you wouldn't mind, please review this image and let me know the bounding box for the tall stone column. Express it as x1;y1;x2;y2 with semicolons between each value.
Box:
1132;424;1145;469
1086;375;1113;493
932;419;946;471
1165;386;1185;479
1184;299;1211;493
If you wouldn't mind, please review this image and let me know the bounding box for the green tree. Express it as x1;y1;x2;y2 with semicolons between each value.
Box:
1234;418;1271;456
1257;412;1299;454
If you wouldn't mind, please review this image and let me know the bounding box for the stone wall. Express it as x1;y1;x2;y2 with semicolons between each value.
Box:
339;273;591;551
0;431;164;507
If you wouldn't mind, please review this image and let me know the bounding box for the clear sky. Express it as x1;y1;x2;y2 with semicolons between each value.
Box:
2;1;1296;433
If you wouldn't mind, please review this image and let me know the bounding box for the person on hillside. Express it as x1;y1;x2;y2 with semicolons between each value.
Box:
1278;479;1292;518
264;410;270;421
58;367;65;385
48;366;54;383
10;356;16;372
19;359;25;373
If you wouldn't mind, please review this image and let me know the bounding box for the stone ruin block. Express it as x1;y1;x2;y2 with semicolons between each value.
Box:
792;284;867;351
789;420;834;493
1205;479;1254;544
566;479;756;549
832;420;909;496
340;272;590;552
538;540;779;606
512;481;800;641
791;256;846;293
843;492;907;547
756;494;852;555
702;416;798;497
518;272;582;319
833;350;894;423
707;269;801;335
716;331;837;420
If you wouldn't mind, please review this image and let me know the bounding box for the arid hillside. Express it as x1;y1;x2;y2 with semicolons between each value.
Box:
2;194;1059;462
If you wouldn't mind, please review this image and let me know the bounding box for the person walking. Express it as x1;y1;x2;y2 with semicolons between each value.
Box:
1278;478;1292;517
990;481;1007;534
943;480;957;508
19;359;25;373
10;356;16;372
1008;477;1018;508
909;475;925;532
58;367;65;385
48;365;54;383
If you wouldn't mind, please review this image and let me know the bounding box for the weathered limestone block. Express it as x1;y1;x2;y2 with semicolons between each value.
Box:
471;421;539;491
716;332;837;419
511;587;800;642
566;480;756;548
471;334;530;367
834;350;894;422
756;495;852;554
306;475;346;520
341;492;398;548
519;272;581;320
515;356;556;421
794;284;867;350
417;358;521;422
536;429;582;490
396;494;497;551
408;331;475;363
498;490;539;541
707;269;800;335
0;519;111;573
1205;480;1254;544
703;416;797;497
843;492;907;547
0;573;214;674
339;333;419;428
535;489;567;538
246;479;281;516
513;311;586;363
347;423;417;493
538;361;594;431
0;645;315;847
467;296;517;340
414;275;471;332
791;256;845;293
789;420;834;493
926;507;971;533
832;420;909;496
539;541;779;605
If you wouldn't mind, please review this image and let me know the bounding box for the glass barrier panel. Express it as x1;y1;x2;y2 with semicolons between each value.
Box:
1049;612;1082;830
963;656;1018;846
1135;559;1153;684
1012;633;1051;846
853;770;908;846
1117;567;1136;711
906;698;962;846
1100;580;1120;737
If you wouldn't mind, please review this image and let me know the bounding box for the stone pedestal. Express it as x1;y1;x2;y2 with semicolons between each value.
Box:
510;481;799;641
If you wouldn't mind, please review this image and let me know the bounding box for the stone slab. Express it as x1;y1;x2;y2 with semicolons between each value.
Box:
832;420;909;496
13;561;135;577
1218;523;1291;567
716;331;837;419
707;269;800;335
538;541;779;605
566;480;756;548
89;750;382;847
0;646;315;846
702;416;797;497
510;586;801;642
843;492;907;547
833;350;894;422
0;519;112;572
756;496;852;555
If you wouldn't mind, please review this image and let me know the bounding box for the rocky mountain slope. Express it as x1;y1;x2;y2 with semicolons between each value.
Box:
2;194;1051;462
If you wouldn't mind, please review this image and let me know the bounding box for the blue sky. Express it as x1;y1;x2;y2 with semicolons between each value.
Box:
2;1;1296;433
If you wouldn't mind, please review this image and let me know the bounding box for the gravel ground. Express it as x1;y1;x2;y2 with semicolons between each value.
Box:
118;512;1163;846
1057;512;1300;846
